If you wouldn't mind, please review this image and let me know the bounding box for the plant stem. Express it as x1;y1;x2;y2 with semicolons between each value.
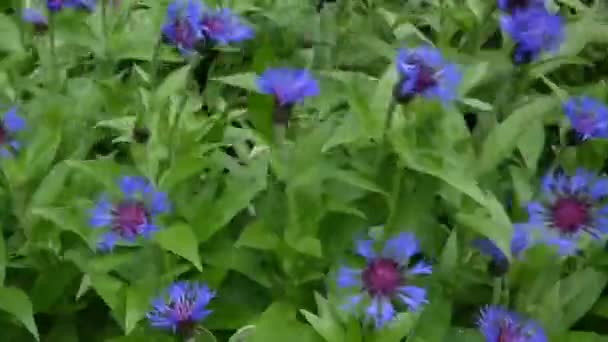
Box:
383;100;397;138
195;49;220;94
149;38;163;89
101;0;109;57
48;13;57;87
491;277;502;305
375;100;397;168
15;0;25;47
385;170;403;234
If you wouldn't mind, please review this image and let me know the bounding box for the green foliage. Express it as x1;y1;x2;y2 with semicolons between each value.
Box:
1;0;608;341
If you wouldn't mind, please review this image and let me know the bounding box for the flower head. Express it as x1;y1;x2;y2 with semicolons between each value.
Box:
147;281;215;336
89;176;171;251
68;0;97;11
0;107;26;158
47;0;96;12
473;224;529;275
523;169;608;255
162;0;205;55
336;232;432;328
23;9;48;32
47;0;64;11
200;8;254;45
500;8;564;64
563;96;608;141
497;0;545;13
478;306;547;342
394;46;461;105
257;68;320;106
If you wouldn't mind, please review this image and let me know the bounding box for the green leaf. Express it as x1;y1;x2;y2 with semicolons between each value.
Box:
65;159;124;190
29;162;70;208
459;62;489;96
327;168;388;197
442;328;484;342
236;220;280;251
369;64;398;138
205;238;272;288
247;93;274;143
369;312;418;342
407;291;452;342
478;96;557;175
195;327;218;342
322;112;364;151
460;98;493;112
193;156;268;242
228;325;256;342
517;120;545;172
547;268;608;331
212;73;259;92
154;64;192;102
0;287;39;340
30;262;79;313
125;285;154;335
89;273;125;313
159;148;208;191
30;207;91;246
251;302;323;342
23;122;62;179
154;223;203;271
0;14;23;53
456;210;513;262
439;231;458;275
0;223;5;285
300;293;345;342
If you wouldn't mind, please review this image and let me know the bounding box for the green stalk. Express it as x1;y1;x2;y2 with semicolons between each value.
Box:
15;0;25;47
491;277;502;305
374;100;397;168
101;0;109;58
48;13;57;86
149;38;163;89
385;170;403;234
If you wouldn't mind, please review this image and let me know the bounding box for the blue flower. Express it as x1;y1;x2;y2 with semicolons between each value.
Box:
257;68;320;106
497;0;545;13
0;107;26;158
147;281;215;335
68;0;96;11
473;224;530;271
500;8;564;64
394;46;461;105
200;7;254;45
336;232;432;328
563;96;608;140
478;306;547;342
23;8;48;31
47;0;65;11
162;0;205;55
522;169;608;255
47;0;96;12
89;176;171;251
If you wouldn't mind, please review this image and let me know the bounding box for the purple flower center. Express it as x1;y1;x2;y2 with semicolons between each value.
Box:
0;124;8;145
552;197;589;233
362;258;401;296
498;321;519;342
48;0;64;9
505;0;533;12
173;300;195;321
574;113;598;136
174;19;196;47
413;64;438;93
202;17;225;34
112;201;149;237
